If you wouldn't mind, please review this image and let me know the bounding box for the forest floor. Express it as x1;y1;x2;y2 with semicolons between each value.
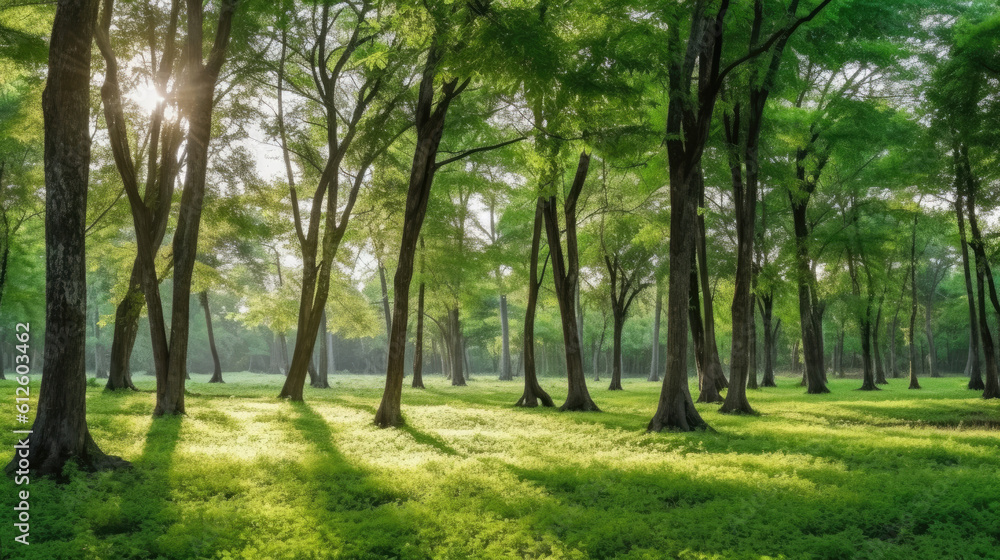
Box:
1;372;998;560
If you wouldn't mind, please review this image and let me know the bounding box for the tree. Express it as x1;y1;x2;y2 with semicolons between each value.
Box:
275;0;408;401
5;0;127;476
650;0;826;431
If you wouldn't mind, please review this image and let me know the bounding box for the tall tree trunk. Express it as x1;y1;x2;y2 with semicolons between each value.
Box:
379;262;392;356
517;199;554;407
758;294;777;387
541;153;599;412
961;152;1000;398
696;207;728;391
925;289;938;378
6;0;126;475
412;282;425;388
449;307;466;386
907;217;921;390
747;294;758;390
690;254;714;400
873;302;888;384
955;192;984;389
375;43;468;428
93;297;108;379
200;291;224;383
648;284;662;382
499;293;512;381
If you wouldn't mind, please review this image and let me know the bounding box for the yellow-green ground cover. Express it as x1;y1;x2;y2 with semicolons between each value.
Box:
0;373;998;559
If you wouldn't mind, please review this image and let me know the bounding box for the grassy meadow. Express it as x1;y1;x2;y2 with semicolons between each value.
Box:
0;372;998;560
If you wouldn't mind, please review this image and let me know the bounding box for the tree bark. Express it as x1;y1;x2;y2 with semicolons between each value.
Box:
375;42;468;427
92;296;107;379
379;262;392;352
907;216;921;390
6;0;127;476
960;150;1000;398
200;290;224;383
449;307;466;386
106;261;140;390
412;282;425;388
517;199;554;407
541;152;599;412
758;294;778;387
747;293;758;390
313;310;331;388
955;192;984;389
648;284;662;382
873;302;888;384
499;294;512;380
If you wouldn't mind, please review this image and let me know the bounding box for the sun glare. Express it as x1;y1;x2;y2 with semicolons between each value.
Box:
131;83;165;115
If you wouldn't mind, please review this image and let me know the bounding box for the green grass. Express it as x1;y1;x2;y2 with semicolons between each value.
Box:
1;372;999;559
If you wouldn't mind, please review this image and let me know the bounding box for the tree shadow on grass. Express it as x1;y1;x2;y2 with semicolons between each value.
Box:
286;402;425;558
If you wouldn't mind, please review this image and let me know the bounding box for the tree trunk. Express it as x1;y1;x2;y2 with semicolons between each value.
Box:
375;43;467;427
541;153;599;412
692;248;721;403
448;307;466;386
379;262;392;358
648;284;661;382
859;313;879;390
759;295;777;387
609;316;624;390
960;154;1000;398
106;262;140;390
412;282;426;388
313;310;331;388
955;193;983;389
6;0;127;476
200;291;224;383
499;294;512;381
874;303;888;384
517;199;554;407
696;209;728;392
747;294;758;390
907;217;921;390
93;297;108;379
925;289;938;378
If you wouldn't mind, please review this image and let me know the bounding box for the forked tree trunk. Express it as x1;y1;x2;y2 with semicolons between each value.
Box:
961;156;1000;399
517;199;554;407
541;153;599;412
6;0;127;476
200;291;224;383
